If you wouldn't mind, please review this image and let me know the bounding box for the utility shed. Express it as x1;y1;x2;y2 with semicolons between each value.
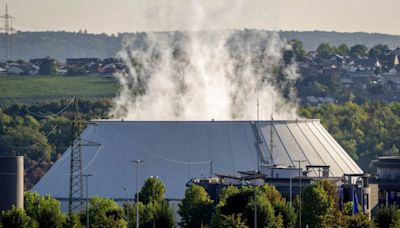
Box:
33;120;362;202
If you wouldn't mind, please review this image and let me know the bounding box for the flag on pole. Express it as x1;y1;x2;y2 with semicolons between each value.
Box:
353;188;359;214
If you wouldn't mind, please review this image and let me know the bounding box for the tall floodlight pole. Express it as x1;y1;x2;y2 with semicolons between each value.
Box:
83;174;92;228
131;160;144;228
123;187;130;228
294;160;306;228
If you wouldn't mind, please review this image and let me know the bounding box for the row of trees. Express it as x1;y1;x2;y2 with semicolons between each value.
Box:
315;43;394;61
2;178;400;227
0;178;174;228
284;38;395;61
179;184;296;227
180;180;382;228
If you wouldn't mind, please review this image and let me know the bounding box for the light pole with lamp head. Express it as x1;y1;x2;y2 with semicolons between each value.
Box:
123;186;130;227
131;160;144;228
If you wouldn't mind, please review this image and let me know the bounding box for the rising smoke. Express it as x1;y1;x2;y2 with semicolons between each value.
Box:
110;1;300;120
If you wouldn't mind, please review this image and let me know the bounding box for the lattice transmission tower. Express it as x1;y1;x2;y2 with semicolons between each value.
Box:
0;4;16;60
69;97;84;214
68;97;102;215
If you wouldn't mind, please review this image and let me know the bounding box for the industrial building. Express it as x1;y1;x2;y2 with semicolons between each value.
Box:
33;120;363;210
371;156;400;206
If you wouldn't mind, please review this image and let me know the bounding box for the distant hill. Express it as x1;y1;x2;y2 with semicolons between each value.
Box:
2;30;400;61
1;32;123;61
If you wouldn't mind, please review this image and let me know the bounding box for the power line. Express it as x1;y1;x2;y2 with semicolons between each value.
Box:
26;97;75;118
13;20;58;31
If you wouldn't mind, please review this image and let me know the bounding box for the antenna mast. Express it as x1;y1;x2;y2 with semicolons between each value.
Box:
256;99;260;172
0;4;15;60
270;112;276;164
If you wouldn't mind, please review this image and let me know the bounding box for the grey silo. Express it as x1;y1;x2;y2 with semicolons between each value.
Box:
0;156;24;211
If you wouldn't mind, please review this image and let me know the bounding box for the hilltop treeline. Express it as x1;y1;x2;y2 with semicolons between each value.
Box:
2;30;400;60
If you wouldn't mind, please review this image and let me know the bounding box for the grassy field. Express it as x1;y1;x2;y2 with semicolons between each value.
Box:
0;75;120;107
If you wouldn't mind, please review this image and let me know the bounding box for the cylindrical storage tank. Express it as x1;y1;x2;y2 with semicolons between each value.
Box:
0;156;24;211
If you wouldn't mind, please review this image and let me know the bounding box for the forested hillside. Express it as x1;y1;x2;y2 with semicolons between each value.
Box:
2;30;400;60
300;102;400;169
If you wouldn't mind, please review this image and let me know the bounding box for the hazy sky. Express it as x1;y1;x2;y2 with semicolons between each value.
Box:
1;0;399;35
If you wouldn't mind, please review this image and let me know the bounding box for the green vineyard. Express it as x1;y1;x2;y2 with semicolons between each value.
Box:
0;75;120;107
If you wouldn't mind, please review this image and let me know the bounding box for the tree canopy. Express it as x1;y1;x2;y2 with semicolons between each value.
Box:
301;181;336;227
179;185;214;228
87;197;127;228
211;185;295;228
24;192;66;228
138;177;166;205
350;44;368;58
0;207;38;228
337;43;350;56
39;58;58;75
375;205;400;228
316;43;336;59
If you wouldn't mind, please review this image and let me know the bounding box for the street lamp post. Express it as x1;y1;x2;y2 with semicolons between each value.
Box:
254;176;257;228
131;160;144;228
294;160;306;228
123;186;130;228
243;176;257;228
83;174;93;228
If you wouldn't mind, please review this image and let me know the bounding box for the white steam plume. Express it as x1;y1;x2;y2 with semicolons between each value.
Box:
110;1;299;120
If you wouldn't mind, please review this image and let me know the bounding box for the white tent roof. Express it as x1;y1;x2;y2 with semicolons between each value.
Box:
33;120;362;200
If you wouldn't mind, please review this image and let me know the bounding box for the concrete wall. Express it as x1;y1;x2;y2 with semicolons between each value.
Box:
369;184;379;215
261;166;300;179
0;156;24;211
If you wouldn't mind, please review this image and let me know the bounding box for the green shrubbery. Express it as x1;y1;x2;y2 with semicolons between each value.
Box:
2;180;399;227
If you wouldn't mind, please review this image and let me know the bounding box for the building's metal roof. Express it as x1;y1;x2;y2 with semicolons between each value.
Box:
33;120;362;200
